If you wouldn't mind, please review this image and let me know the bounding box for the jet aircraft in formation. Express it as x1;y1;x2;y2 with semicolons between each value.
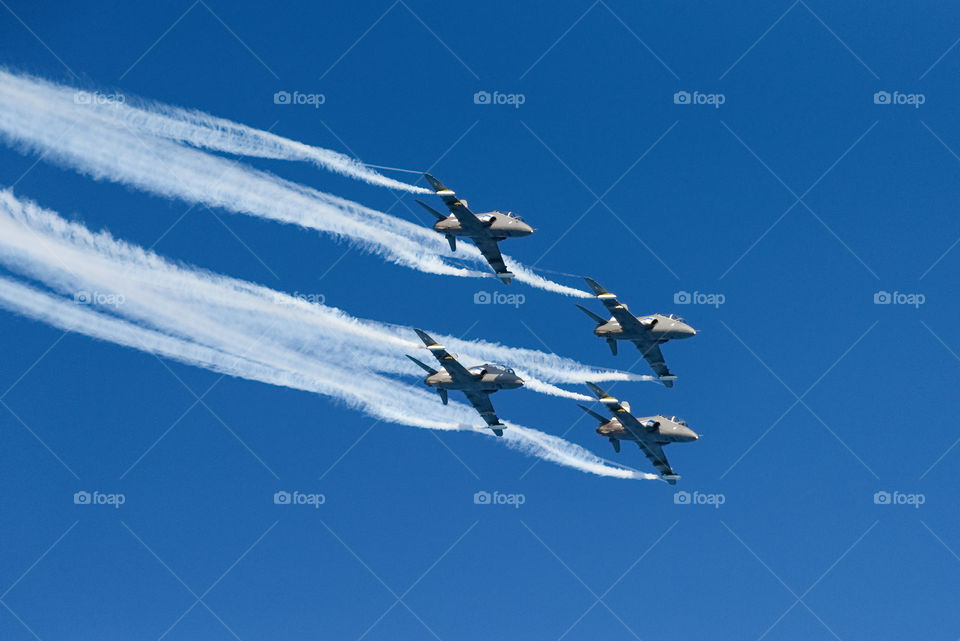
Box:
409;175;702;482
416;174;533;284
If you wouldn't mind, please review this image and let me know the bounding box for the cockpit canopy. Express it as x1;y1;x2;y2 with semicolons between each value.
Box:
478;211;523;223
669;416;687;426
470;364;514;375
666;314;685;322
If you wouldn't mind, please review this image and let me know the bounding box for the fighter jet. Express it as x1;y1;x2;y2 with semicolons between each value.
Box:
415;174;533;284
406;329;524;436
577;277;696;387
579;382;698;484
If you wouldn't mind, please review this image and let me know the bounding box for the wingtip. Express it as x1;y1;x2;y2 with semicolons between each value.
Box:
583;277;607;296
413;328;437;346
584;381;607;398
423;173;448;193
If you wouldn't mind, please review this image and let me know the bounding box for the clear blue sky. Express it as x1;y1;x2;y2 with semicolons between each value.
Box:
1;1;958;639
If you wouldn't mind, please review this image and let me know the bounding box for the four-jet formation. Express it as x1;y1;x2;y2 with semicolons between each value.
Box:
579;383;698;484
416;174;533;284
405;178;706;483
577;277;696;387
406;329;524;437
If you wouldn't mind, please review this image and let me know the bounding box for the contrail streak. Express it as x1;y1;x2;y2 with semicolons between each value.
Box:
0;191;655;479
0;69;589;297
0;190;640;389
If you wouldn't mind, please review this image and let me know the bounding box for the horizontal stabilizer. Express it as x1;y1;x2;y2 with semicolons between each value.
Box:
497;271;514;284
406;355;437;375
662;474;680;485
577;404;608;424
415;199;448;221
575;304;606;326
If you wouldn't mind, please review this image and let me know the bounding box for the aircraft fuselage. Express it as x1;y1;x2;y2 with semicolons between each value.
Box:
424;365;524;392
594;314;697;342
433;212;533;240
596;415;699;444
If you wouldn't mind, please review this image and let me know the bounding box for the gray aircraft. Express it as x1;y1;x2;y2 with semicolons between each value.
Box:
579;382;698;484
577;277;696;387
416;174;533;284
406;329;524;436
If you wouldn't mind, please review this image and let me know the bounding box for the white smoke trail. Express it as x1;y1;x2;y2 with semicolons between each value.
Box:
0;190;646;398
1;70;430;194
0;69;589;298
0;266;651;480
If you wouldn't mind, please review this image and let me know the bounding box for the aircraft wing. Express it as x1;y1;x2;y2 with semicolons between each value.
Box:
635;439;678;483
413;329;474;383
424;174;485;232
472;235;513;283
632;339;675;388
584;278;647;332
463;389;504;435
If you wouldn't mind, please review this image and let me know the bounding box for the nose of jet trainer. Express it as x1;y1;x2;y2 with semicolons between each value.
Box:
679;322;697;338
517;221;534;236
680;426;699;442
